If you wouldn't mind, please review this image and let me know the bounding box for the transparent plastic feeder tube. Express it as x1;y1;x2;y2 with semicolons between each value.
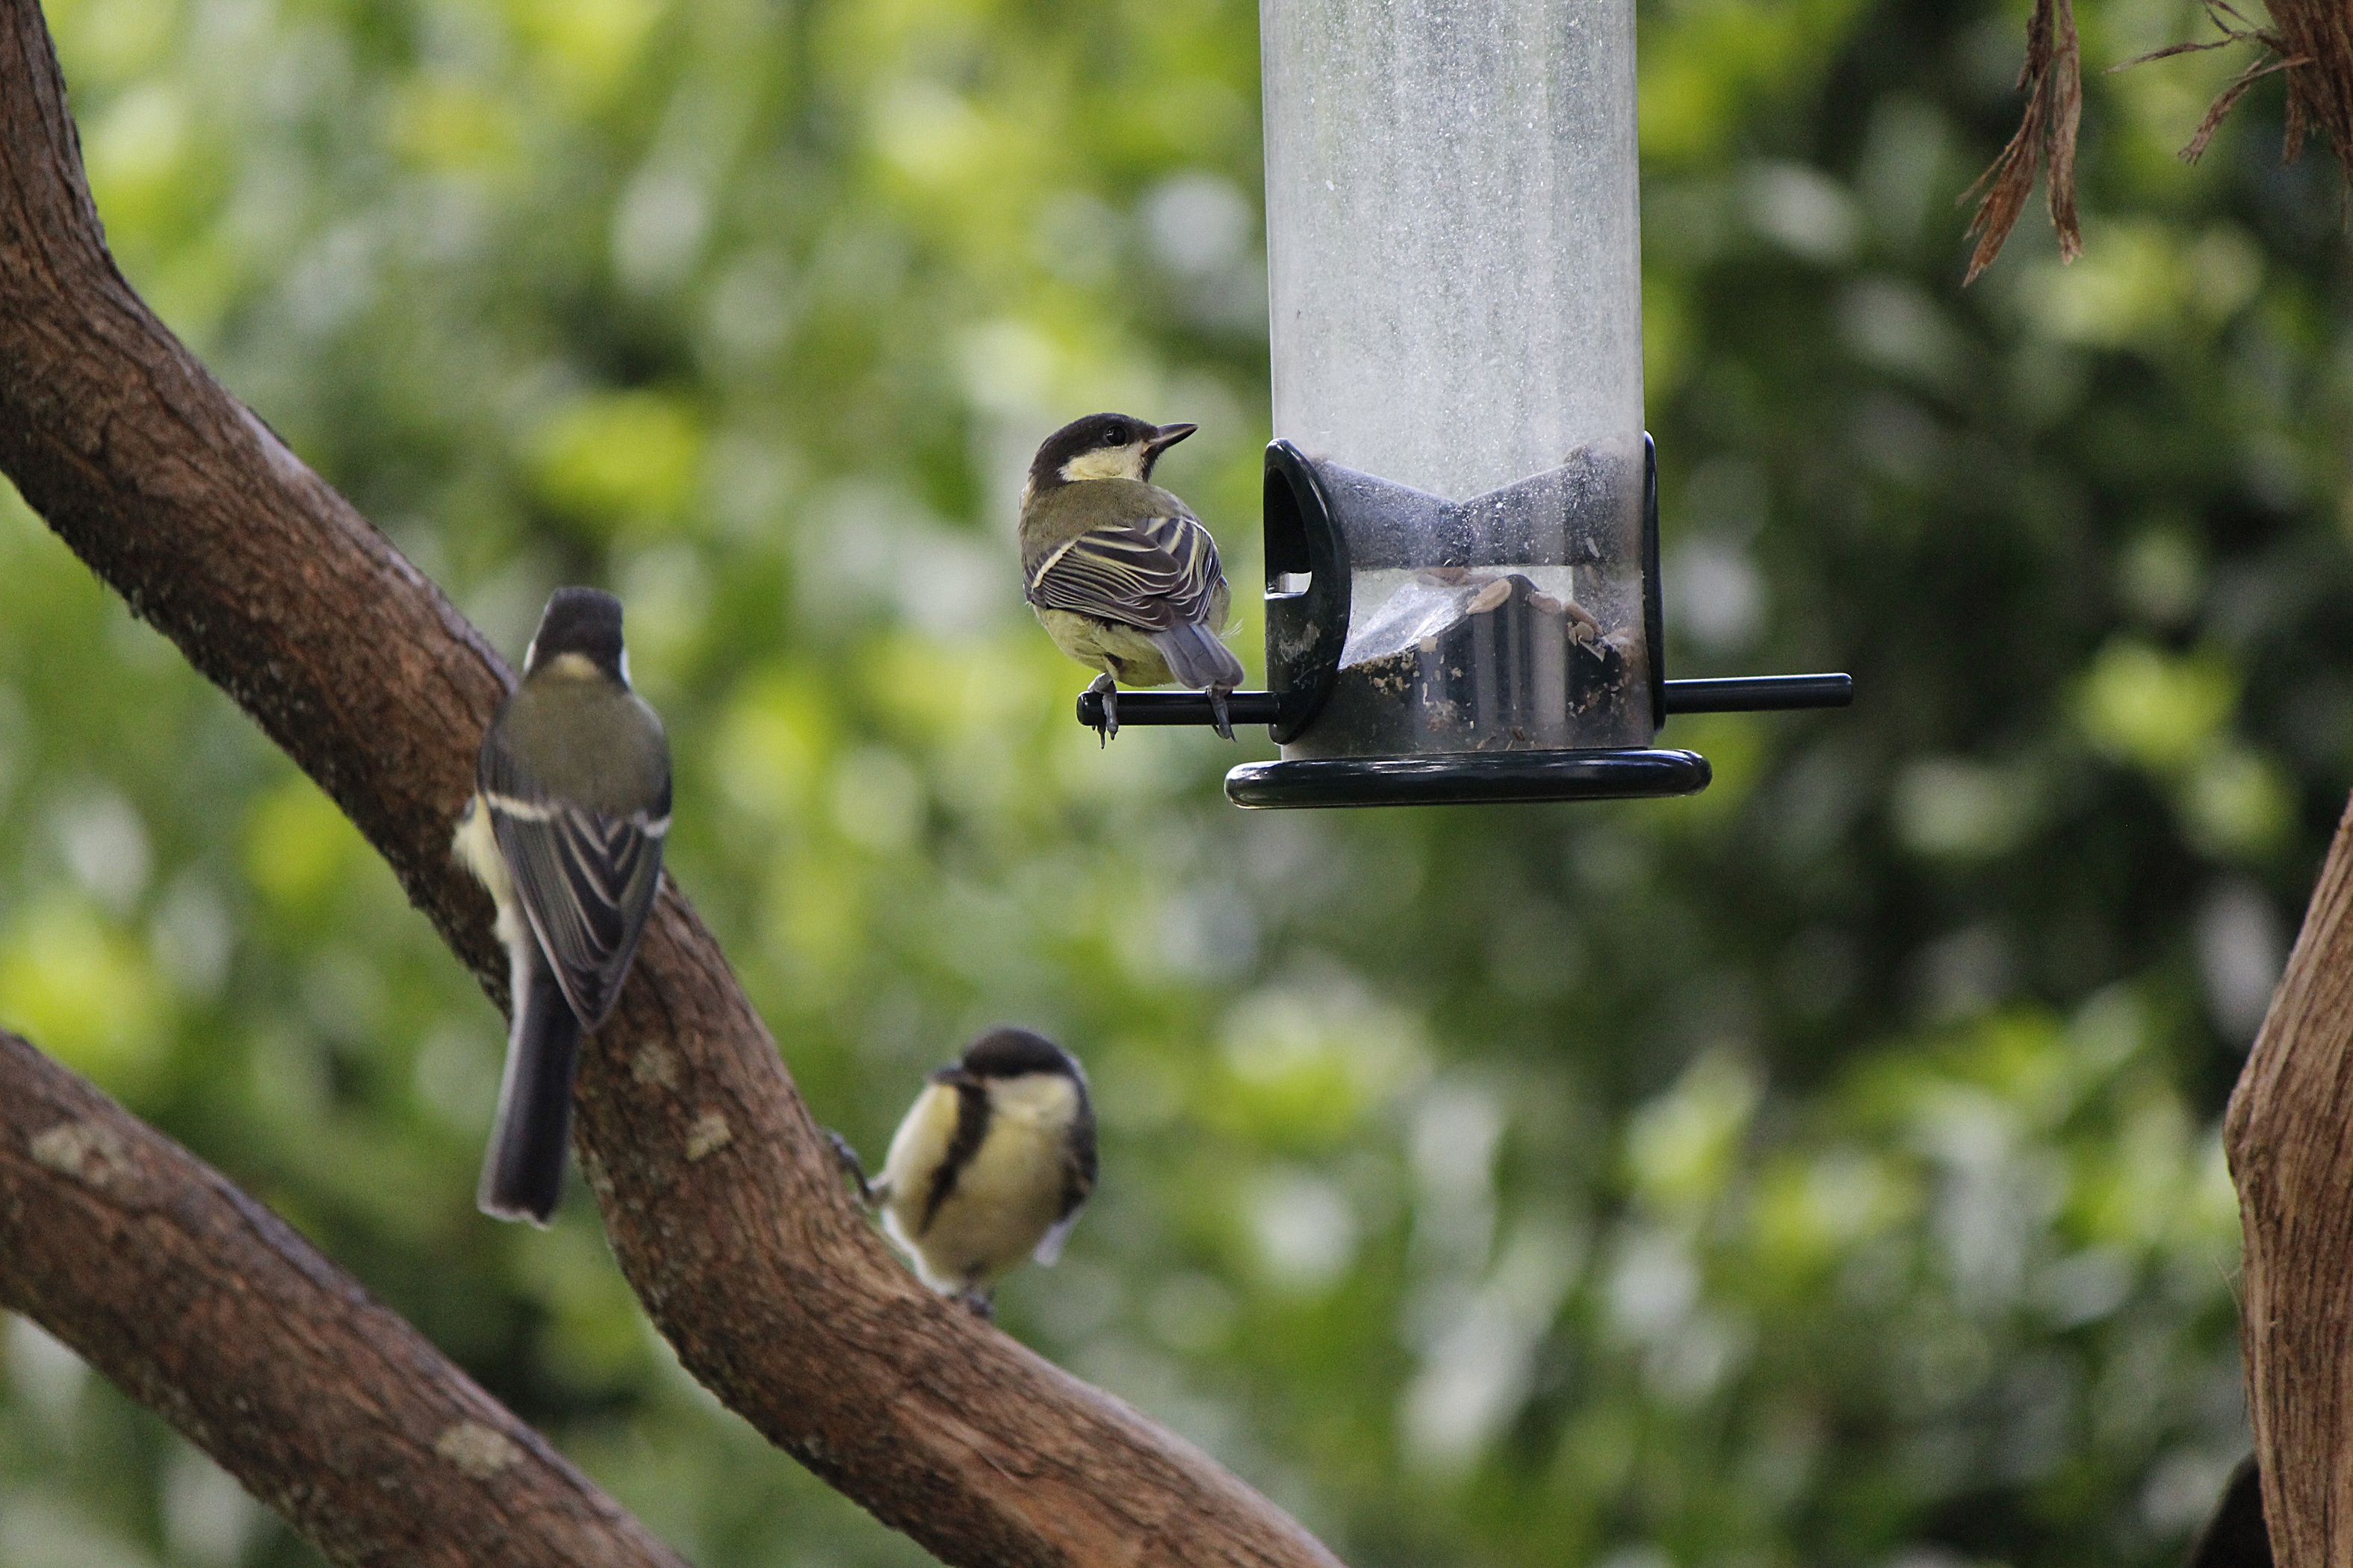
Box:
1262;0;1649;756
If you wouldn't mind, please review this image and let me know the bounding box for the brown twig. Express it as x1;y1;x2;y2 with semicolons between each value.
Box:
2181;53;2308;164
1974;0;2353;276
2111;1;2329;167
0;0;1344;1564
1962;0;2082;283
0;1030;692;1568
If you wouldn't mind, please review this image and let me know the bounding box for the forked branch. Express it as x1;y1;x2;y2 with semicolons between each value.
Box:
0;0;1343;1564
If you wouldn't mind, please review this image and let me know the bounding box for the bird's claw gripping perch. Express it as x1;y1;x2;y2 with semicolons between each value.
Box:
1086;672;1120;743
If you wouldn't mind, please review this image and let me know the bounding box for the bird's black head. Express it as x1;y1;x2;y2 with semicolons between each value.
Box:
1026;412;1197;495
524;586;628;682
955;1027;1083;1082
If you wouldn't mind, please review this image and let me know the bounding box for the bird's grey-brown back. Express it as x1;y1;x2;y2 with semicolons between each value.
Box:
494;679;669;814
1020;474;1199;568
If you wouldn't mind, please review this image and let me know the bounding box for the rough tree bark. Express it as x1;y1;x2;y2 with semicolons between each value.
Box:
0;1;1345;1565
0;1030;689;1568
2229;795;2353;1568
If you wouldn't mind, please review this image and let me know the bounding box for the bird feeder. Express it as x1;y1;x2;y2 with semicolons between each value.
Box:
1073;0;1848;806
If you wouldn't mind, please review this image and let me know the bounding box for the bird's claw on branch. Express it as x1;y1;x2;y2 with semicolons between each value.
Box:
823;1128;874;1207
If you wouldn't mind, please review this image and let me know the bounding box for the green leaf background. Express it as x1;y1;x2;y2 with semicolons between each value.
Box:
0;0;2327;1564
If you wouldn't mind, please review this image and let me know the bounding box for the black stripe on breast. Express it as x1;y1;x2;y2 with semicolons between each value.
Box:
920;1073;992;1234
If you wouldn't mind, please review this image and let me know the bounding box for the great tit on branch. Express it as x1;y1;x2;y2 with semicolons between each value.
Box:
453;587;671;1225
1018;412;1246;739
832;1028;1097;1316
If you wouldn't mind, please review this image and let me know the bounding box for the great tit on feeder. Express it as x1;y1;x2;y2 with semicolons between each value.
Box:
1017;412;1246;739
453;586;671;1225
832;1027;1097;1315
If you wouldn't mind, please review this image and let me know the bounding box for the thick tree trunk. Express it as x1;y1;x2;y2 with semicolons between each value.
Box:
0;1031;689;1568
2228;796;2353;1568
0;1;1345;1565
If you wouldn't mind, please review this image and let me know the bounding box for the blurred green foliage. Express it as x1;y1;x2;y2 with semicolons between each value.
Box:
0;0;2332;1563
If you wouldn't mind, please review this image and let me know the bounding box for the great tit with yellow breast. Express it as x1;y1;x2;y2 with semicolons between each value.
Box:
453;586;671;1224
1018;412;1246;739
833;1028;1097;1315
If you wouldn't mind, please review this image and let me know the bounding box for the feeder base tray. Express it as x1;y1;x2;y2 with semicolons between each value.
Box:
1224;748;1711;809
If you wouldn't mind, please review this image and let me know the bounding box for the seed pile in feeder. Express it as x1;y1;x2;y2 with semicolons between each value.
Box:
1313;568;1637;754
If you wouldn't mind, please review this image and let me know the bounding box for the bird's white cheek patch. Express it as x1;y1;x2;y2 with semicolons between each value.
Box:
988;1073;1079;1135
1059;446;1144;483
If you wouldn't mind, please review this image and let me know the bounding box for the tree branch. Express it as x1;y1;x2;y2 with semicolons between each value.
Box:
0;1030;690;1568
0;1;1345;1565
2228;793;2353;1568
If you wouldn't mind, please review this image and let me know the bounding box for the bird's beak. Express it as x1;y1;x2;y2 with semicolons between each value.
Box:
1144;422;1197;456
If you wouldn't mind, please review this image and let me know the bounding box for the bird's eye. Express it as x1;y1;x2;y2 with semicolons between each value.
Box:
1103;422;1129;445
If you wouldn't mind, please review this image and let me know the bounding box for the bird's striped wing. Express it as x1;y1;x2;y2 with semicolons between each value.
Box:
481;748;669;1030
1026;509;1227;632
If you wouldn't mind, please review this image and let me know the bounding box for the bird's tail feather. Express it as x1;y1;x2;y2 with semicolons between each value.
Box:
477;941;582;1225
1150;620;1245;692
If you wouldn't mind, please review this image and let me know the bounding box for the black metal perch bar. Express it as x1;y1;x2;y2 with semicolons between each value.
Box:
1659;673;1853;714
1075;673;1853;731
